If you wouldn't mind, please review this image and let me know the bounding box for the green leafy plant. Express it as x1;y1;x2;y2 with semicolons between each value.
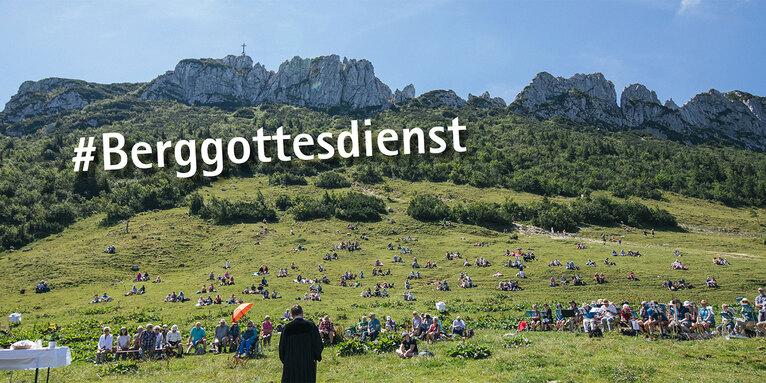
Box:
335;338;369;357
503;334;532;348
446;343;492;359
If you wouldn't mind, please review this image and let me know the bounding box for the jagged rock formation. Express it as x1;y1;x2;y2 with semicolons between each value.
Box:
3;54;766;150
467;91;506;108
141;54;393;110
511;72;622;126
417;90;467;108
2;78;137;123
510;72;766;150
394;84;416;103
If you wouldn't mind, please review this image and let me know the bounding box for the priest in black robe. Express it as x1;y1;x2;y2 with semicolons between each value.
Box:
279;305;324;382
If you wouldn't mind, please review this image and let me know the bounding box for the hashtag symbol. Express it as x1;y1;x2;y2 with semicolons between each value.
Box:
73;137;96;172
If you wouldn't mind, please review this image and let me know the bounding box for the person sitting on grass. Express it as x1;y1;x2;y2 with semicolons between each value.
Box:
126;285;138;296
236;321;258;358
363;313;382;342
426;316;441;343
319;315;335;344
385;316;397;332
186;322;206;355
396;332;418;359
96;326;113;364
452;316;466;337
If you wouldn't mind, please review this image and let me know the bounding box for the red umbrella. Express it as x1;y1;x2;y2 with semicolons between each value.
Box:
232;302;253;323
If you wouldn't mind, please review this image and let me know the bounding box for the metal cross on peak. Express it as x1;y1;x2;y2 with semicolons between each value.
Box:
241;43;247;55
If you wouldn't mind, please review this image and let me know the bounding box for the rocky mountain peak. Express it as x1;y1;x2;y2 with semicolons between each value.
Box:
467;91;506;108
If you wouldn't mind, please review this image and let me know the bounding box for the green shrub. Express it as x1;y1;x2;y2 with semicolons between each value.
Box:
407;193;450;221
446;343;492;359
335;338;369;357
315;171;351;189
503;334;532;348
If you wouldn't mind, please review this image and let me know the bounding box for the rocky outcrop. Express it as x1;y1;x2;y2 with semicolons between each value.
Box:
418;90;467;108
141;54;393;110
467;91;506;108
2;78;136;123
394;84;416;103
511;72;622;127
510;72;766;150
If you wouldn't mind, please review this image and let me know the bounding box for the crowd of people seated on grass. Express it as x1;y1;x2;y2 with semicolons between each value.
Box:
402;291;416;301
712;257;731;266
706;277;719;288
505;256;527;270
359;285;389;298
436;280;451;291
371;268;391;276
475;257;491;267
163;291;188;302
91;293;113;303
197;283;217;294
458;273;477;288
575;243;586;249
323;252;339;261
671;259;688;270
565;261;579;270
134;272;150;282
593;272;607;284
611;249;641;257
125;284;145;296
504;248;536;261
548;259;562;267
517;289;766;339
289;244;307;251
407;271;422;279
663;278;692;291
445;251;462;260
335;240;361;251
35;280;51;293
498;280;522;291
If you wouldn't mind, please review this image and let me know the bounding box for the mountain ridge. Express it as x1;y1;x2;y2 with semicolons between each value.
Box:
2;54;765;150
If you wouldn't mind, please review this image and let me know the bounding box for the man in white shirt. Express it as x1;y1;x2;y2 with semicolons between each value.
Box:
96;327;113;364
600;302;618;331
165;325;183;357
452;316;466;337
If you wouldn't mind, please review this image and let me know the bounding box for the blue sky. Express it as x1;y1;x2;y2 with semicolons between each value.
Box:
1;0;764;107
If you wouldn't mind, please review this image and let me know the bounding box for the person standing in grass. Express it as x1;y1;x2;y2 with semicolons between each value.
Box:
279;305;323;383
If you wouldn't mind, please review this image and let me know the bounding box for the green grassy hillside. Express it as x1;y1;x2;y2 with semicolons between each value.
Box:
1;175;764;382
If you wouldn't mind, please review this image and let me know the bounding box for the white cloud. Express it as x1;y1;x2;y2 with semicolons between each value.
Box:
678;0;702;15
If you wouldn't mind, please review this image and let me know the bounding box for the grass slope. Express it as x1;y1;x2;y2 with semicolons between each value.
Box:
1;176;764;382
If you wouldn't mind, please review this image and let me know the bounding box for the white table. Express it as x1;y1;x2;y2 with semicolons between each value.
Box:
0;347;71;383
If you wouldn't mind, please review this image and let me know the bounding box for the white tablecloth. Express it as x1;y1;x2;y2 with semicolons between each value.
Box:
0;347;71;371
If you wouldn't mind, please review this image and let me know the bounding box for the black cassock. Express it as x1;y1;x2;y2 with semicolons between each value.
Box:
279;317;324;383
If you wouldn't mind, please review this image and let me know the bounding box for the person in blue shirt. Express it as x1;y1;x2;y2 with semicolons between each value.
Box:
363;313;381;342
697;300;715;333
186;322;206;354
